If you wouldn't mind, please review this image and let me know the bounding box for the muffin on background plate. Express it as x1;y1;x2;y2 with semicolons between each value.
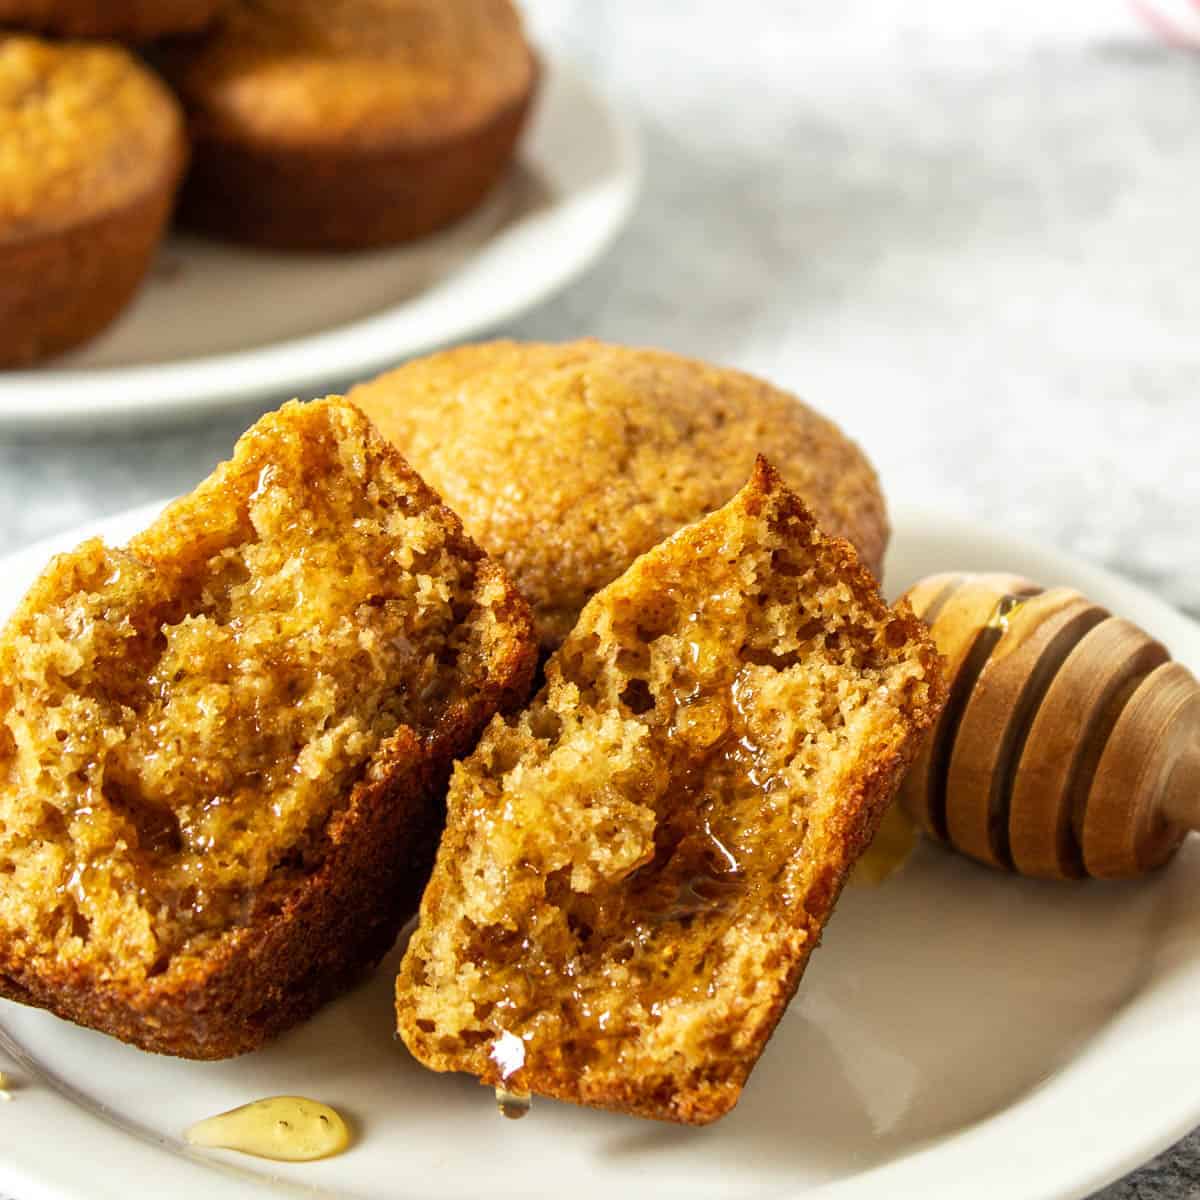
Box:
351;339;890;653
0;36;186;367
159;0;538;251
0;0;225;40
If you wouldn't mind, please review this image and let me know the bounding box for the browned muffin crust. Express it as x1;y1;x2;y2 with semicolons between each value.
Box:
0;36;186;365
351;340;891;652
0;0;225;40
159;0;538;250
0;398;536;1058
396;459;945;1122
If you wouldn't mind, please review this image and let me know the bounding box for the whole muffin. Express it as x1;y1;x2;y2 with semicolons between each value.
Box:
158;0;538;251
0;0;225;40
350;340;890;652
0;37;187;367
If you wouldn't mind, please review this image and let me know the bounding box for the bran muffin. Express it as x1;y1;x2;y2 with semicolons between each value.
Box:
396;459;944;1123
350;340;890;652
0;398;536;1058
0;0;225;40
158;0;538;251
0;36;186;366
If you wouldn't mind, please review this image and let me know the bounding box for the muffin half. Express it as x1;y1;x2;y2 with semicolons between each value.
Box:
159;0;538;251
0;36;186;366
0;398;536;1057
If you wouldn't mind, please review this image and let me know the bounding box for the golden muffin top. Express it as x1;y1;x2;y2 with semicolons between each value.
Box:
161;0;536;150
0;36;184;238
350;339;890;652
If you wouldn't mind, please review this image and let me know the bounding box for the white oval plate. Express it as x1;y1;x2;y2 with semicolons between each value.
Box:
0;57;641;433
1;503;1198;1200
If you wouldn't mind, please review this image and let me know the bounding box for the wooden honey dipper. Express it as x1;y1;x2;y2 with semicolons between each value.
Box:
897;572;1200;880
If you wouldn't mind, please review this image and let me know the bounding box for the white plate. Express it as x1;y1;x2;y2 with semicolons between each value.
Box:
0;58;640;433
1;502;1198;1200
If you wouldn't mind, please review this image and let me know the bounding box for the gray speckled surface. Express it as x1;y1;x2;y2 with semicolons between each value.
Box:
1104;1140;1200;1200
1;1;1199;1195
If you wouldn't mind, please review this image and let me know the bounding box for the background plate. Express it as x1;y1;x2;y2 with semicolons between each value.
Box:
0;503;1198;1200
0;57;641;432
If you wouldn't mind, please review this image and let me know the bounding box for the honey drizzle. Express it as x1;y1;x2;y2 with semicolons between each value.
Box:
468;646;809;1082
927;590;1039;842
490;1029;532;1120
983;601;1107;866
849;801;917;886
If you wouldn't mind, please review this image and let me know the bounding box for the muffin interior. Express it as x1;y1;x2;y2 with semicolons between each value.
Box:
398;460;942;1120
0;400;500;985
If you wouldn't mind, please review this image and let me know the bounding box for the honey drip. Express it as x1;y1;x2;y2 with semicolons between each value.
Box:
185;1096;351;1162
849;802;917;886
986;592;1030;633
495;1087;532;1120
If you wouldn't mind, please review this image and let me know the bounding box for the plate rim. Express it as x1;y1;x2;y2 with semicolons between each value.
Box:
0;499;1198;1200
0;56;643;432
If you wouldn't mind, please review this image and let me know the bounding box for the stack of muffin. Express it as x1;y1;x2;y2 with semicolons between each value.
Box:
0;0;538;366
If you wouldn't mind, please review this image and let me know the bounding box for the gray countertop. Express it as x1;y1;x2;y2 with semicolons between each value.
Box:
1;1;1198;1195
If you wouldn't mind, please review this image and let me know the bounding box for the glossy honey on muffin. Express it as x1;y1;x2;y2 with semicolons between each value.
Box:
396;459;942;1122
350;339;890;652
0;398;537;1058
0;0;225;40
159;0;537;251
0;36;186;366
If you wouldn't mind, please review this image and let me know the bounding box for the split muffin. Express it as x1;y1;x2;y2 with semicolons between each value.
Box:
0;36;186;366
0;0;225;40
0;398;536;1057
397;460;944;1122
351;339;890;652
159;0;538;251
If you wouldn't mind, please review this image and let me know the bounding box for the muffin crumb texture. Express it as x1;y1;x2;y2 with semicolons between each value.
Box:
0;398;535;1052
397;458;944;1123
